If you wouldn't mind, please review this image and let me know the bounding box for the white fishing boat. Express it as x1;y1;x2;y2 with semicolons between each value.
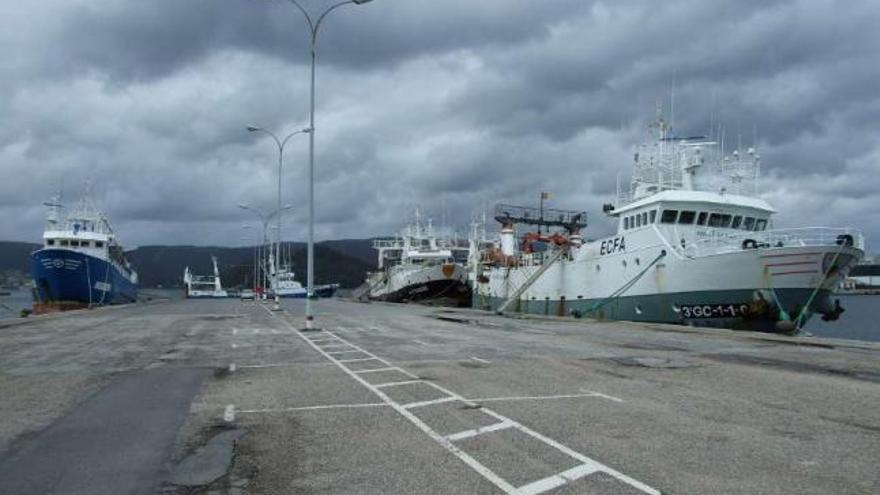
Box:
473;110;864;333
183;256;228;298
367;211;471;306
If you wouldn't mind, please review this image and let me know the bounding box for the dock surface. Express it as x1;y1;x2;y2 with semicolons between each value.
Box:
0;298;878;494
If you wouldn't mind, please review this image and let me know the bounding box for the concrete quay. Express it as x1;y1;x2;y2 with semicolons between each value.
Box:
0;298;878;494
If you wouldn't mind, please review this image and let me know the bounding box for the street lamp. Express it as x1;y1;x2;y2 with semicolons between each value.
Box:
281;0;374;330
238;203;293;307
241;225;257;294
246;126;310;310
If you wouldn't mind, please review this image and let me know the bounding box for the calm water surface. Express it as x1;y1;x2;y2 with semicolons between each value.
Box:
1;289;877;342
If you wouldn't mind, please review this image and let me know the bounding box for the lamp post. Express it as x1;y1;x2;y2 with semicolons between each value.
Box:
282;0;374;330
241;225;256;293
245;126;310;310
239;203;293;305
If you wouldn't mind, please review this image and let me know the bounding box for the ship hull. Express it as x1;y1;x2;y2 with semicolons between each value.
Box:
373;278;471;305
475;287;836;333
370;263;471;306
31;249;137;306
276;284;339;298
476;237;862;333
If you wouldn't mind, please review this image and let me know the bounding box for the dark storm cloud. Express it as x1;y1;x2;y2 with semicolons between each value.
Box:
1;0;879;250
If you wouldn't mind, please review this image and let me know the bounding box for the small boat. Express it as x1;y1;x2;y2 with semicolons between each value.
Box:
183;257;229;298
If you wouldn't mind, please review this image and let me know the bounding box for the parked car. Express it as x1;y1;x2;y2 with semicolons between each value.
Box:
240;289;256;300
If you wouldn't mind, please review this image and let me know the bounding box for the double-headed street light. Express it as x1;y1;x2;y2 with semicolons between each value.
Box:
281;0;374;330
245;126;310;309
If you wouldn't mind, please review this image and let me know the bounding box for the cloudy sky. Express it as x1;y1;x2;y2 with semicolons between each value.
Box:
1;0;878;249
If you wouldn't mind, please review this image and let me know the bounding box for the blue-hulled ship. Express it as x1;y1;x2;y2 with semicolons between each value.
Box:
31;193;138;309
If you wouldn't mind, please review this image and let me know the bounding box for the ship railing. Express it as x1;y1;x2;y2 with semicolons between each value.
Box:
373;239;404;249
687;227;865;257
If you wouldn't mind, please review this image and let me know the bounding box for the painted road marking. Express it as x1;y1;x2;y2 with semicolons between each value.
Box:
446;421;513;442
470;392;622;404
353;366;400;374
374;380;423;389
239;402;388;414
326;349;363;355
336;357;380;364
515;464;597;495
401;396;457;409
470;356;492;364
261;307;659;495
223;404;235;423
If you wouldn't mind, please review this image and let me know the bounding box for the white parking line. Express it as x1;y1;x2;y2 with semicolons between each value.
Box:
400;396;457;409
446;421;513;442
469;393;618;404
337;357;379;364
470;356;492;364
262;308;658;495
515;464;597;495
374;380;423;389
352;366;399;374
326;349;363;355
238;402;388;414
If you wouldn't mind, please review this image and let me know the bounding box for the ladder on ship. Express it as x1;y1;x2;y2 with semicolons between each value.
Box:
496;248;566;315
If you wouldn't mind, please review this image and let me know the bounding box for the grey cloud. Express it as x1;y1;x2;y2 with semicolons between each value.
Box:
1;0;879;251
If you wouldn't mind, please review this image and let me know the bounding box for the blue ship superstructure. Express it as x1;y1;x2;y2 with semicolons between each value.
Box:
31;194;138;307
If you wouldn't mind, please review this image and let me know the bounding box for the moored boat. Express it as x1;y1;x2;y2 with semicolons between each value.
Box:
473;111;864;333
31;192;138;310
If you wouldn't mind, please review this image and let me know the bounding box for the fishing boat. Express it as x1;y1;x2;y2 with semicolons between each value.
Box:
367;211;471;306
271;266;339;298
183;257;228;298
473;111;864;333
31;192;138;309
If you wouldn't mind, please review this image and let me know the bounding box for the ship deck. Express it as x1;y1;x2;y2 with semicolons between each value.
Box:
0;298;878;494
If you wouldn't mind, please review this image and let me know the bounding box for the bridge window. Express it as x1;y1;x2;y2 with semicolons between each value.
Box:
636;215;642;227
641;212;648;226
708;213;732;228
649;210;657;223
60;240;69;246
742;217;755;230
660;210;678;223
755;219;768;231
697;212;708;225
731;215;743;229
95;241;104;248
46;239;55;246
678;211;696;224
624;217;629;230
69;240;80;247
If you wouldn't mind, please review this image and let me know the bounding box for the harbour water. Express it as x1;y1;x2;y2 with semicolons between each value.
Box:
0;288;32;319
802;294;880;342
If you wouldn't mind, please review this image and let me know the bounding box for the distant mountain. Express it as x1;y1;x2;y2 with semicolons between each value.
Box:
0;241;40;271
0;239;377;289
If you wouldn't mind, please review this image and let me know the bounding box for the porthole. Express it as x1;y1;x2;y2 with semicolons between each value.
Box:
635;258;640;266
595;264;601;272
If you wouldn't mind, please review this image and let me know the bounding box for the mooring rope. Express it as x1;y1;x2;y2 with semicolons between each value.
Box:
585;250;667;316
